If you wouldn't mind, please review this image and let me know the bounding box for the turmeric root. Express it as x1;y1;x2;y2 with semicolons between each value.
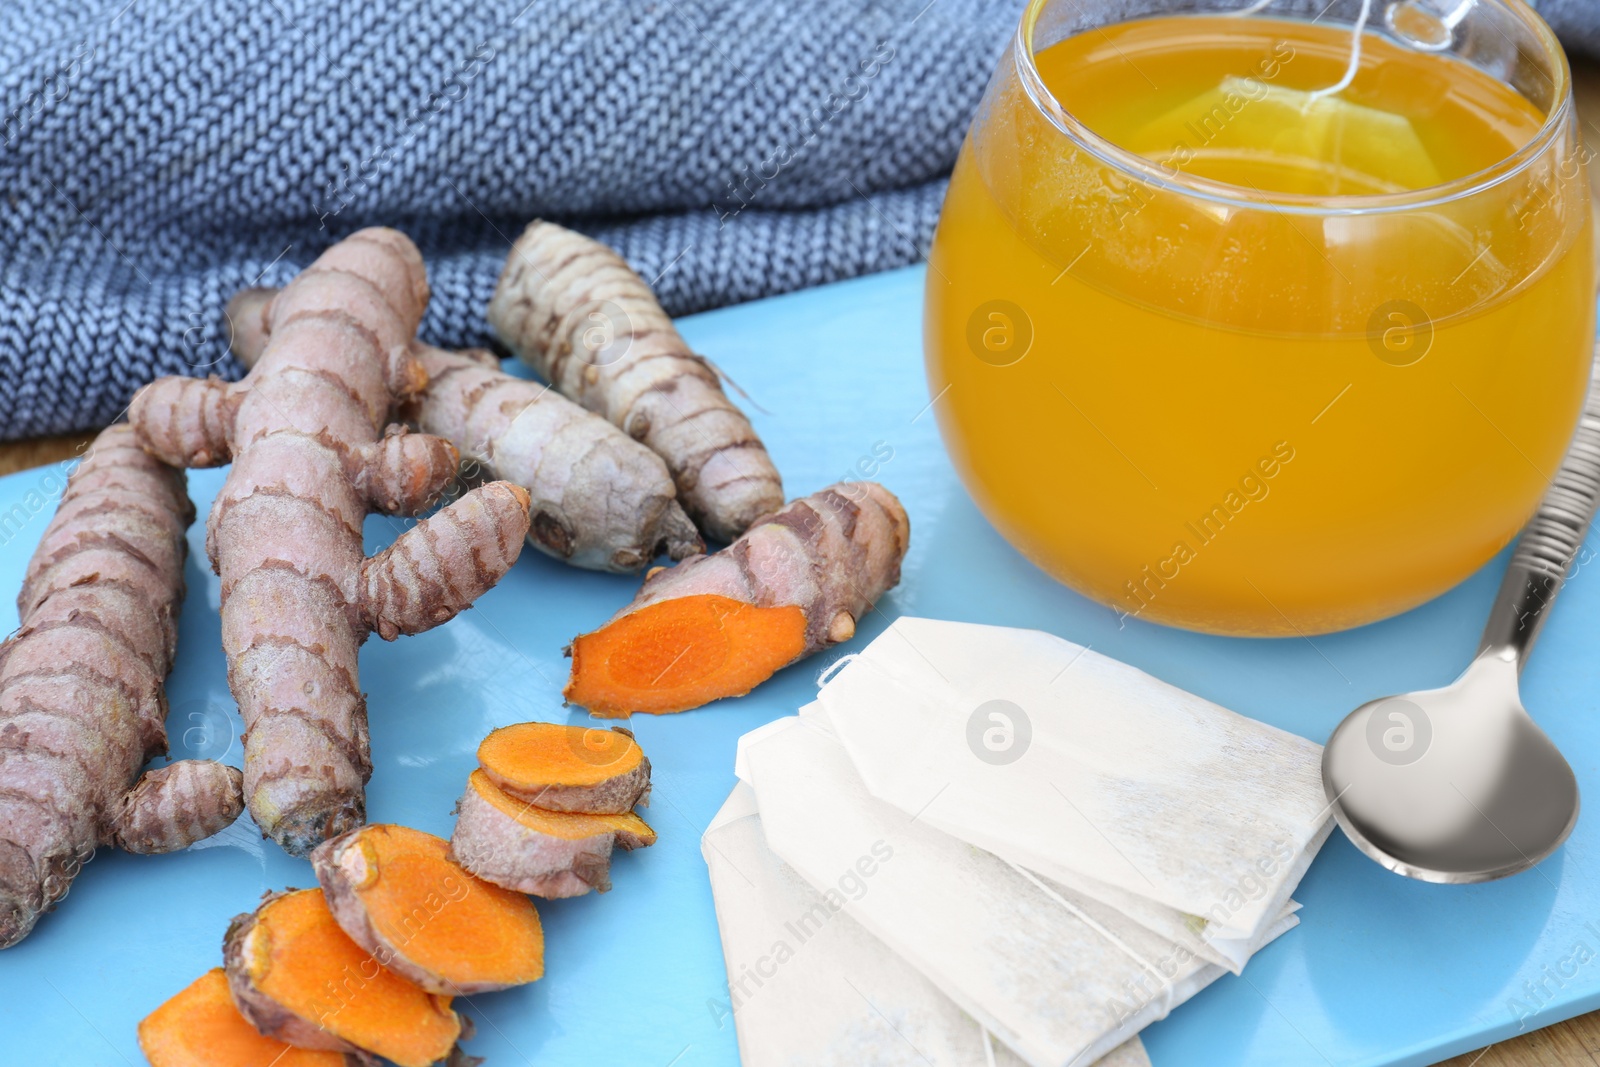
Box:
449;770;655;898
224;287;275;377
224;888;462;1067
0;425;245;949
487;220;784;542
113;760;244;854
565;482;909;716
140;968;356;1067
477;722;650;814
226;291;703;573
130;228;532;857
311;823;544;995
409;344;703;571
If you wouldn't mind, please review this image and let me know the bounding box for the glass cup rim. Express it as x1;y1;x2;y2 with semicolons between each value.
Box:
1013;0;1576;216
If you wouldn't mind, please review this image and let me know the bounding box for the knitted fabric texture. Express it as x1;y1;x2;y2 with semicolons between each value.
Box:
0;0;1595;439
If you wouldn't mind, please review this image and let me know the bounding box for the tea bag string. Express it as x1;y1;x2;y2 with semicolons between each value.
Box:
1312;0;1375;100
1225;0;1377;102
980;1026;999;1067
1007;861;1178;1018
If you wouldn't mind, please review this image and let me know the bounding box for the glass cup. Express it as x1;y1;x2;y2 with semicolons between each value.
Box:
925;0;1595;636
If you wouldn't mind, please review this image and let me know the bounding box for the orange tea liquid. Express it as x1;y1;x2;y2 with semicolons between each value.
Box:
926;15;1594;635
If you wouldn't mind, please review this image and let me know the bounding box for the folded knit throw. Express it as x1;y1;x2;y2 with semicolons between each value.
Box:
1;0;1594;439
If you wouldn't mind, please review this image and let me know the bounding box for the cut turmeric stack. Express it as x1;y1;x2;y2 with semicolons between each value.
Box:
450;721;657;898
138;724;656;1062
140;825;545;1067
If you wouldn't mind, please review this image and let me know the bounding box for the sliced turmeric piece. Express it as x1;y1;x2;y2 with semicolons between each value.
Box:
139;969;354;1067
223;888;461;1067
478;722;651;813
568;596;806;716
311;823;544;995
565;483;909;716
449;770;656;898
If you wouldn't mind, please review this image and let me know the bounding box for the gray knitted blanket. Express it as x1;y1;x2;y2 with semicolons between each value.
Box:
1;0;1594;439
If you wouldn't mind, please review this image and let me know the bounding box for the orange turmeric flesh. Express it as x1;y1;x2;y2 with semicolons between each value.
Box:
450;770;656;897
224;888;460;1067
312;823;544;995
139;969;349;1067
475;771;657;846
565;594;806;716
478;722;650;812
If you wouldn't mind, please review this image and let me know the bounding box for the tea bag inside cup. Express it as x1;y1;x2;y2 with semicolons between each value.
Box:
702;783;1152;1067
1129;77;1442;193
812;617;1332;949
737;716;1300;1067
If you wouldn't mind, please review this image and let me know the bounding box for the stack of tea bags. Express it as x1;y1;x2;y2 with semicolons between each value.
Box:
703;617;1334;1067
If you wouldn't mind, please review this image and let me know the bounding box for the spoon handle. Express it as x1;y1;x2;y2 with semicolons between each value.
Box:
1478;348;1600;664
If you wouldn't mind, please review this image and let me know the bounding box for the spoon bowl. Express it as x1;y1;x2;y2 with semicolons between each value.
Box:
1323;352;1599;883
1323;650;1579;883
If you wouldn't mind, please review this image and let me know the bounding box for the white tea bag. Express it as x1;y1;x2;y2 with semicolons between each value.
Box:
702;783;1151;1067
814;617;1331;946
738;717;1299;1067
791;700;1291;974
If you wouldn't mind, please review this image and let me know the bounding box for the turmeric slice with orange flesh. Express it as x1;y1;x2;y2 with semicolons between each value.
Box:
565;482;909;716
311;823;544;995
478;722;651;813
568;596;805;716
139;969;354;1067
450;770;656;898
223;888;461;1067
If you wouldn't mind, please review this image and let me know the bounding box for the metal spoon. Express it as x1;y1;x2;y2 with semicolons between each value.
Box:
1323;353;1600;883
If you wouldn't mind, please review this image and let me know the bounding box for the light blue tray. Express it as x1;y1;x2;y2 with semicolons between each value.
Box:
1;265;1597;1067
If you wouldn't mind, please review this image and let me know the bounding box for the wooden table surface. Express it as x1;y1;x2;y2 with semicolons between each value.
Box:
4;53;1600;1067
